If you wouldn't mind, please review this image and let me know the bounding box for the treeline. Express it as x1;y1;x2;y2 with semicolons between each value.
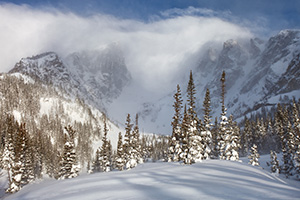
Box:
167;70;300;180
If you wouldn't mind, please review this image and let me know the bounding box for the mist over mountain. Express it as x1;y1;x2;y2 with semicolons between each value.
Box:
7;29;300;135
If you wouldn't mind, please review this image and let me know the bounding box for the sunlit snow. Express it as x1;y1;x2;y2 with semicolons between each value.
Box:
3;157;300;200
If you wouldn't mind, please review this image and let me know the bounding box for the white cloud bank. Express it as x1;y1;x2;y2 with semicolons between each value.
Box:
0;3;253;93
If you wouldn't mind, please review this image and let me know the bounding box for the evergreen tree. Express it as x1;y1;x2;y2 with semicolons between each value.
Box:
270;150;280;173
185;70;202;164
58;125;79;179
132;114;143;164
92;149;101;173
168;84;183;162
224;116;240;161
187;71;196;118
203;88;212;129
248;144;260;166
218;71;228;160
3;116;21;193
292;100;300;179
99;122;111;172
115;132;125;171
276;105;293;177
180;105;192;164
211;117;219;159
201;88;212;160
19;123;34;186
190;119;204;162
123;114;137;169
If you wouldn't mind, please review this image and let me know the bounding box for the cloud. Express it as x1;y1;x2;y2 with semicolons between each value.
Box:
0;3;254;95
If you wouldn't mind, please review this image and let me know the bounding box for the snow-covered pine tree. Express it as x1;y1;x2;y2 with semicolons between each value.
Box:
123;114;137;169
19;123;35;186
185;70;203;164
180;105;192;164
203;88;212;130
224;115;240;161
132;114;143;164
190;120;207;162
276;105;293;177
254;117;266;152
92;149;101;173
201;88;212;160
3;115;21;193
270;150;280;173
115;132;125;171
248;144;260;166
240;117;250;156
292;99;300;179
58;125;79;179
211;117;219;159
99;122;112;172
168;84;183;162
218;71;228;160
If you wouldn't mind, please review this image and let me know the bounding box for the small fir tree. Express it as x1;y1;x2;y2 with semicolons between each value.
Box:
270;150;280;173
248;144;260;166
115;132;125;171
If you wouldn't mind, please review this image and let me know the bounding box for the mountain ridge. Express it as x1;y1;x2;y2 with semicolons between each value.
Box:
7;29;300;134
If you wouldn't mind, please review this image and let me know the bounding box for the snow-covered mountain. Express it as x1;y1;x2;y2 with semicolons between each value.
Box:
9;43;132;111
194;29;300;119
8;29;300;135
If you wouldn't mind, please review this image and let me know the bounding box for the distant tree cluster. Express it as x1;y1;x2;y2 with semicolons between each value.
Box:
91;113;168;173
245;100;300;179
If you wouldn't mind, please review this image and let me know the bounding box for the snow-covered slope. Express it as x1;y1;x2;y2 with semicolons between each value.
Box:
3;159;300;200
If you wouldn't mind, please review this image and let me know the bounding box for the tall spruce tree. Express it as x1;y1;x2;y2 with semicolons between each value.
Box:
115;132;125;171
186;70;201;164
211;117;219;159
180;105;192;164
3;116;21;193
168;84;183;162
218;71;228;160
123;114;137;169
58;125;79;179
203;88;212;129
99;122;111;172
132;114;143;164
202;88;212;159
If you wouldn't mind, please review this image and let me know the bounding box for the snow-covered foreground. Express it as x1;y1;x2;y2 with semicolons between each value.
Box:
3;159;300;200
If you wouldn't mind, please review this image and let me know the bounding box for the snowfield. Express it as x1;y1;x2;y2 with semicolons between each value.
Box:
3;158;300;200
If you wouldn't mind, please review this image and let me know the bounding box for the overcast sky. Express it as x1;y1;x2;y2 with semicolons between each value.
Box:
0;0;299;93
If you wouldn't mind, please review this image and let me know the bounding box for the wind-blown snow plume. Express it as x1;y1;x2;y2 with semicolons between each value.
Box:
0;3;253;94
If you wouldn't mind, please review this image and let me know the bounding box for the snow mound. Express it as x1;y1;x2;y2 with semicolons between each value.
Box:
4;160;300;200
